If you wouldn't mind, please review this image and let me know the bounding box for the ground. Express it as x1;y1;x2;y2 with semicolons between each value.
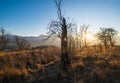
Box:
0;46;120;83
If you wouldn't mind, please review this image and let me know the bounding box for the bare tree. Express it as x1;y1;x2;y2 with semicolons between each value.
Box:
79;24;89;47
48;0;75;71
96;27;118;51
14;36;31;50
96;28;109;51
106;28;118;47
67;23;77;56
0;27;9;51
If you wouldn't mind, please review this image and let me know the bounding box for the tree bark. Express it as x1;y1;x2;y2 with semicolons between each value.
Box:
61;17;71;71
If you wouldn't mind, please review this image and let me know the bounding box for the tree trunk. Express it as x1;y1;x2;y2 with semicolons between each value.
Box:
61;17;71;71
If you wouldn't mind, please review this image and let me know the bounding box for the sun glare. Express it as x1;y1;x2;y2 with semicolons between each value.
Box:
86;33;94;41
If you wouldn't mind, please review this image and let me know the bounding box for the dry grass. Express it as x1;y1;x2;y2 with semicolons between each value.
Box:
62;46;119;83
0;47;60;82
0;46;120;83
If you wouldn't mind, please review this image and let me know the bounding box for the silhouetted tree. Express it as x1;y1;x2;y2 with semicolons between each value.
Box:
48;0;75;71
0;27;9;51
14;36;31;50
106;28;118;47
96;27;118;51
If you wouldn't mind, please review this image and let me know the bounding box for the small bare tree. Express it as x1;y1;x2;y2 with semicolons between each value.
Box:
0;27;9;51
106;28;118;47
79;24;89;47
14;36;31;50
96;27;118;51
67;23;77;56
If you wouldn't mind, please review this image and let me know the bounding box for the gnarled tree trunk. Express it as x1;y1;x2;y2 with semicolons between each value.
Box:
61;17;71;71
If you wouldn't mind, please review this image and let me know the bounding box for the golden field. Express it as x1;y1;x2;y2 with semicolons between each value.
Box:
0;46;120;83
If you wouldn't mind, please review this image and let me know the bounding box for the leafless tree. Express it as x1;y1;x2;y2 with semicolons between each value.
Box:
0;27;9;51
67;24;77;56
79;24;89;47
14;36;31;50
96;27;118;51
96;28;108;51
48;0;76;71
106;28;118;47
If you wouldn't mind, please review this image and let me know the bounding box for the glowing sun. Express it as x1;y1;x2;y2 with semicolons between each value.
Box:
86;33;94;41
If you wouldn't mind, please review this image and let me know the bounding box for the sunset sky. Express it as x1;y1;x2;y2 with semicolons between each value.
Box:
0;0;120;36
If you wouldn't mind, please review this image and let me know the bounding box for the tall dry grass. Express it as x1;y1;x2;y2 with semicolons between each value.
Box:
0;47;60;83
0;46;120;83
69;46;120;83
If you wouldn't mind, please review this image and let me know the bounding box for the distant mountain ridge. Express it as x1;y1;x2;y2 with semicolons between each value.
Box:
6;34;120;48
7;34;60;47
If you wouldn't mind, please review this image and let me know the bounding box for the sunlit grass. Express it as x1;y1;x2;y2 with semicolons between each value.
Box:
0;46;120;83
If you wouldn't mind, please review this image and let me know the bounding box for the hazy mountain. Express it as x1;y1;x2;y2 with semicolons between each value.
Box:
6;34;120;48
7;34;60;47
